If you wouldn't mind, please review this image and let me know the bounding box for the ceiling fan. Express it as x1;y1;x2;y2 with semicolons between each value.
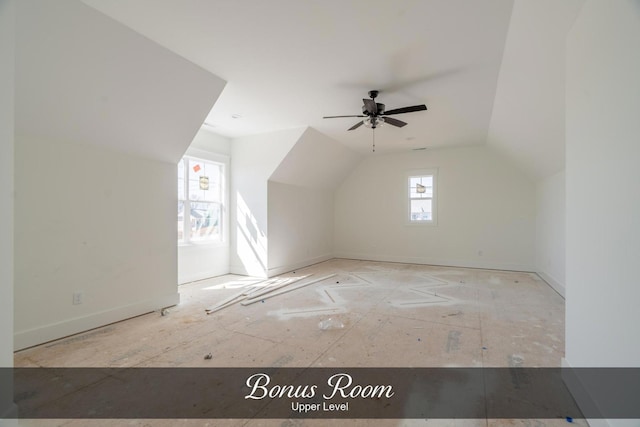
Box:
323;90;427;131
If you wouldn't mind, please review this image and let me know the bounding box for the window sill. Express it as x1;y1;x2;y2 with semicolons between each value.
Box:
405;220;438;227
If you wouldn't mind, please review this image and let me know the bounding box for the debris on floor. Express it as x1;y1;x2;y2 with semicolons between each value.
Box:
204;274;316;314
205;288;252;315
161;308;169;316
566;417;573;423
242;274;337;306
204;353;213;360
318;318;344;330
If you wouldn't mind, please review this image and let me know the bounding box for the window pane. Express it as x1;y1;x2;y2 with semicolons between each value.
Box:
410;185;433;198
204;163;221;201
188;159;220;202
410;199;432;221
188;160;203;201
188;177;202;201
409;175;433;198
177;201;185;241
189;202;221;241
179;156;224;243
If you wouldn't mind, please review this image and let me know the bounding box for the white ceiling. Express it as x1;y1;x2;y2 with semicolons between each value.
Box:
83;0;514;155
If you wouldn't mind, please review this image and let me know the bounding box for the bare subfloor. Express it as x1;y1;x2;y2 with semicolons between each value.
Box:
15;259;579;427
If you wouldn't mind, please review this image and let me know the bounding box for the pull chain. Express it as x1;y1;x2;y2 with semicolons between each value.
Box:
372;129;376;152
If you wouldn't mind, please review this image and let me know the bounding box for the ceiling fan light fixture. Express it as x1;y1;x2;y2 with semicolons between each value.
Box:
363;116;384;129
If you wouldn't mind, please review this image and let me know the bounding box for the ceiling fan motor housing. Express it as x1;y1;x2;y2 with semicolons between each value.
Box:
362;103;385;116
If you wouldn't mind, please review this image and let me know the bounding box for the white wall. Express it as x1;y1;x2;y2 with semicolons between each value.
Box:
565;0;640;371
230;128;306;277
334;145;536;271
535;170;566;297
14;136;179;350
267;182;334;276
0;0;18;423
13;0;223;350
0;0;14;364
178;129;231;284
267;128;361;275
486;0;582;180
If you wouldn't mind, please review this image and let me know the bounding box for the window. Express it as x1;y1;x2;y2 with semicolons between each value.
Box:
178;156;223;243
408;170;437;224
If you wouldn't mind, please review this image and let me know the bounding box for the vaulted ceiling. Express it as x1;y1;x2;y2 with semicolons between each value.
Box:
82;0;512;152
82;0;583;179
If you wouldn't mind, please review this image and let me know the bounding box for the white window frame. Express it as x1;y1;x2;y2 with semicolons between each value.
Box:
406;169;438;226
178;152;226;245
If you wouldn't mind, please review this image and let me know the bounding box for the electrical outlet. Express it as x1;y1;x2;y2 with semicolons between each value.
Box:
73;292;83;305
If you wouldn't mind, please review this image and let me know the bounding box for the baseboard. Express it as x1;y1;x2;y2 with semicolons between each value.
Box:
178;268;230;285
234;251;535;278
537;270;566;298
267;254;333;277
333;252;535;272
229;263;267;278
561;358;611;427
14;293;180;351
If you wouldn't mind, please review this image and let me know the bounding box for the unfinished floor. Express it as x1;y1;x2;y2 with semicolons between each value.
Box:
14;259;578;427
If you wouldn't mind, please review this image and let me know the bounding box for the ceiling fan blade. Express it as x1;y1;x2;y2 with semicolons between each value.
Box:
363;98;377;115
348;121;364;131
383;117;407;128
383;105;427;115
323;115;366;119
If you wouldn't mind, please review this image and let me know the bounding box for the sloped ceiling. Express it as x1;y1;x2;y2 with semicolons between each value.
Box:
269;127;362;190
26;0;586;179
16;0;226;163
83;0;514;155
487;0;584;180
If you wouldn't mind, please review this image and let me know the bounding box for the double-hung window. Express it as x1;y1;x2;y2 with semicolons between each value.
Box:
178;156;223;243
408;170;437;224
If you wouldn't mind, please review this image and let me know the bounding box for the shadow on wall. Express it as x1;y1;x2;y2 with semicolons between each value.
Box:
236;192;267;276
